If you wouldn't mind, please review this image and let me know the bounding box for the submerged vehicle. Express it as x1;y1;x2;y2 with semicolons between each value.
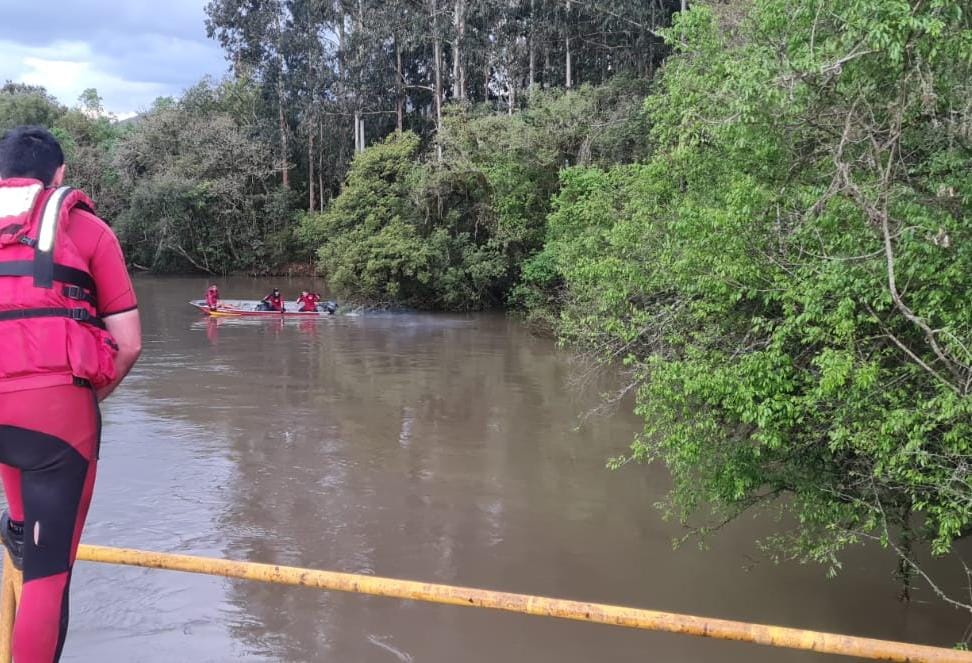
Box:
189;299;338;317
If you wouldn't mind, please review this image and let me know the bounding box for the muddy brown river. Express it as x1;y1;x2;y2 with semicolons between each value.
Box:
6;276;969;662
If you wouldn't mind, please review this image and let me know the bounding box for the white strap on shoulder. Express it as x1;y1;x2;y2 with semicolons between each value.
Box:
36;186;73;253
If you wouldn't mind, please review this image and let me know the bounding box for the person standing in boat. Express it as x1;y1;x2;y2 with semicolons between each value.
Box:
261;288;284;312
296;290;321;312
205;284;220;311
0;126;142;663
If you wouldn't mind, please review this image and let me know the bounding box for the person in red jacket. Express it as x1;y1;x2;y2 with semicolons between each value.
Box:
261;288;284;312
205;284;220;310
0;126;142;663
296;290;321;312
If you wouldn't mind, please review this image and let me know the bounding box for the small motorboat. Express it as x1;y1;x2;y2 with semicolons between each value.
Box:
189;299;337;317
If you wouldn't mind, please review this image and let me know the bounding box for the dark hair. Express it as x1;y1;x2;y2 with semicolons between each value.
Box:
0;126;65;186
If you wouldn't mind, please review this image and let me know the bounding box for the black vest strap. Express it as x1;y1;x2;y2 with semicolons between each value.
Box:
62;285;97;306
0;261;96;293
0;307;105;330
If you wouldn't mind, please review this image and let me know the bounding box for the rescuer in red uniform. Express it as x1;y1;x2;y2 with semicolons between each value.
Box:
261;288;284;312
296;290;321;312
0;126;142;663
205;284;220;310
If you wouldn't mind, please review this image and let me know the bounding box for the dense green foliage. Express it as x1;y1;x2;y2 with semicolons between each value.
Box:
0;84;126;222
527;1;972;610
299;78;649;309
113;80;294;273
298;132;441;306
1;79;297;273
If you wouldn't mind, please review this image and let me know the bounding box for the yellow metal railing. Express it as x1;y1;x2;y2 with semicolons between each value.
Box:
1;544;970;663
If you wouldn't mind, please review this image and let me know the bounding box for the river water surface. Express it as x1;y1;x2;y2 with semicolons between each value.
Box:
10;276;970;662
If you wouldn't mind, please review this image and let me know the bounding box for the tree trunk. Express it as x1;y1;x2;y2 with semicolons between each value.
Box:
565;37;572;89
396;36;404;132
544;48;550;88
459;40;466;100
356;2;365;153
337;11;345;76
275;14;289;189
452;0;461;99
434;36;443;158
681;0;688;11
528;0;536;89
648;1;656;76
452;0;466;100
564;0;572;89
529;49;536;89
896;509;914;603
484;52;491;101
432;1;443;159
318;122;325;211
278;91;289;188
308;126;315;212
337;9;347;158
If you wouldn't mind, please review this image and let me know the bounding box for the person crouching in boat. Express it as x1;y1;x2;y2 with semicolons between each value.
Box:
297;290;321;312
205;284;220;311
259;288;284;312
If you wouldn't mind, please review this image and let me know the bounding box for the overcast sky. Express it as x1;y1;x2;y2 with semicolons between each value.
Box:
0;1;229;118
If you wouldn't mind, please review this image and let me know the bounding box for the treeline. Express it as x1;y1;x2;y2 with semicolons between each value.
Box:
205;0;677;204
0;80;299;272
1;0;674;277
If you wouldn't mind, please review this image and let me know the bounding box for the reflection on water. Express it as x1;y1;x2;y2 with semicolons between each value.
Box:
5;276;968;662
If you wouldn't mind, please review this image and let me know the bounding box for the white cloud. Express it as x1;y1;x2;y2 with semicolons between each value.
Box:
0;0;228;117
0;39;173;116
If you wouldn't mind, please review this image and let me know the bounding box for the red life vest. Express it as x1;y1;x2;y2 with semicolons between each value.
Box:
298;293;320;312
264;293;283;311
0;178;118;392
206;286;219;309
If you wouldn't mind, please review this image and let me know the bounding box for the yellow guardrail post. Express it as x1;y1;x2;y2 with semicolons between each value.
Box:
74;544;971;663
0;551;22;663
